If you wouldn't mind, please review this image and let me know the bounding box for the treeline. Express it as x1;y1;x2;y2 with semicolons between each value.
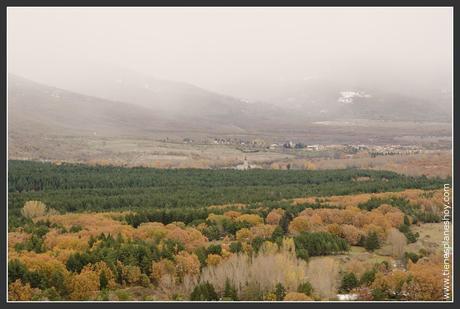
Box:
8;161;448;227
9;160;413;192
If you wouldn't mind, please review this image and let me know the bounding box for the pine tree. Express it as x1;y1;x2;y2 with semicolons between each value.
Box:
271;226;284;245
275;283;286;301
365;232;380;251
99;270;108;290
403;215;410;226
190;282;218;301
223;278;238;301
280;212;293;234
8;259;28;284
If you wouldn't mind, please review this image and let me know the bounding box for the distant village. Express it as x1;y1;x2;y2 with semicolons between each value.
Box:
178;136;426;157
168;136;433;172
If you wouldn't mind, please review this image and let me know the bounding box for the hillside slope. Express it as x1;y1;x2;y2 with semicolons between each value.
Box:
8;73;299;136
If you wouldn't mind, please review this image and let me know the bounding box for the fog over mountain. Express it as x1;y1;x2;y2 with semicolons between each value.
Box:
8;7;452;127
8;73;298;135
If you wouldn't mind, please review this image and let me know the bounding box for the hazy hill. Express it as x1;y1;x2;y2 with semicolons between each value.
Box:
8;69;451;143
17;64;306;131
8;74;185;136
261;78;451;122
8;74;299;137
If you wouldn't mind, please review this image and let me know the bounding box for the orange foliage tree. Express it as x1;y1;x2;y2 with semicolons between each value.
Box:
174;251;201;279
8;279;34;301
69;268;100;300
266;209;285;225
236;214;263;226
288;216;311;235
402;256;445;300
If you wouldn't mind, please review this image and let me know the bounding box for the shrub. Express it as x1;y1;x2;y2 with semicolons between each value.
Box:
360;269;376;286
297;282;313;296
229;242;242;254
207;244;222;255
398;224;419;243
340;272;359;293
139;274;151;287
69;225;83;233
404;252;420;264
115;290;132;301
296;249;309;261
371;288;386;301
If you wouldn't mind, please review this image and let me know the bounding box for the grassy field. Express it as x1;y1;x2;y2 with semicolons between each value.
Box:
9;126;452;177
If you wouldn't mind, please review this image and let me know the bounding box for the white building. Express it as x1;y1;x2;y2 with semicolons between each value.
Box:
235;157;259;170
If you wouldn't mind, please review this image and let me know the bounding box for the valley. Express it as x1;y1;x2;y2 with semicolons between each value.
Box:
8;161;451;301
6;6;453;303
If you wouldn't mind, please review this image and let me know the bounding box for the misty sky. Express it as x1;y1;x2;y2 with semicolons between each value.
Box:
8;7;453;100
